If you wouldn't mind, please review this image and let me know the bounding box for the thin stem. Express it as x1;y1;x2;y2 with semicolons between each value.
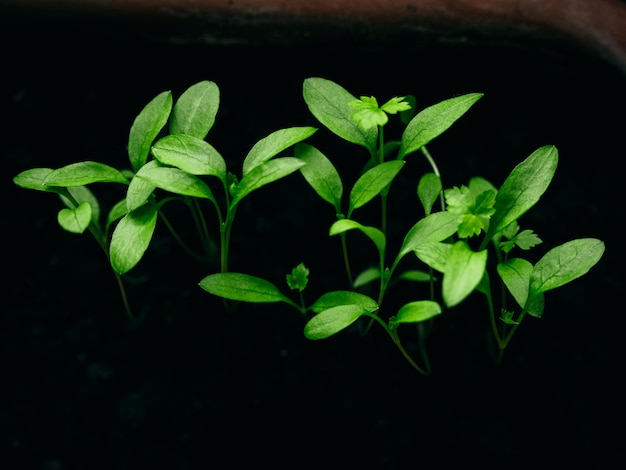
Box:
420;145;445;211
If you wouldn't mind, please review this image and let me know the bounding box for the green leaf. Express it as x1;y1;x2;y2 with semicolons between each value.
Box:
442;241;487;307
417;172;442;216
295;143;343;210
286;263;310;292
57;201;92;234
128;90;172;171
497;258;533;310
170;80;219;139
396;270;434;282
310;290;378;313
60;185;101;223
349;160;405;215
353;267;382;288
398;93;483;159
231;157;306;206
198;273;292;303
110;204;158;275
106;199;129;233
303;77;377;155
43;162;129;187
135;167;216;201
242;126;317;177
349;96;388;129
126;160;160;212
486;145;558;239
380;96;412;115
530;238;605;295
397;211;461;260
13;168;59;193
304;305;369;340
413;241;452;273
151;134;227;181
329;219;386;256
393;300;442;325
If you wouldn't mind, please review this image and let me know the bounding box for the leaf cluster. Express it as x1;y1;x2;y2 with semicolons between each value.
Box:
13;78;605;373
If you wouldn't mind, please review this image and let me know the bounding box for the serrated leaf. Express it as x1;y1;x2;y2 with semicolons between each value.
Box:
286;263;310;292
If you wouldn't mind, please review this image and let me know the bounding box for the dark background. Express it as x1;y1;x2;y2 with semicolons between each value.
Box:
2;9;625;469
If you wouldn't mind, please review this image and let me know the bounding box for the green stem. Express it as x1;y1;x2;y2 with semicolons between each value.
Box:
420;145;445;211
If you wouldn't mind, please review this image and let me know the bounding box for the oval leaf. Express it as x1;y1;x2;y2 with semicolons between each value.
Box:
198;273;291;303
128;90;172;171
170;80;219;139
13;168;59;193
43;161;128;187
303;77;377;154
398;211;461;260
126;160;160;212
295;143;343;210
487;145;558;238
349;160;405;214
497;257;533;310
395;300;442;324
136;167;216;201
398;93;483;159
329;219;386;256
304;305;369;340
310;290;378;313
152;134;226;181
231;157;306;206
242;126;317;177
110;204;158;274
530;238;605;294
442;241;487;308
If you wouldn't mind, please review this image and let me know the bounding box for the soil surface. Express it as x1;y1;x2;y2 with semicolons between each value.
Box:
2;14;625;469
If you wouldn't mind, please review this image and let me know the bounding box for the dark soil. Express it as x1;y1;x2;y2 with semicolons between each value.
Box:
2;14;625;469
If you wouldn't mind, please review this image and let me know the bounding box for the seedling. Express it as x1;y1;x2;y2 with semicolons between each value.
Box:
14;78;605;374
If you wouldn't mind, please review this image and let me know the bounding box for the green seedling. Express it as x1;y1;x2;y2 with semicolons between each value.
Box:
14;78;605;374
14;80;315;320
198;78;604;373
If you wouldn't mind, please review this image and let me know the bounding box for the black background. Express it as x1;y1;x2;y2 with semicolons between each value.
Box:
2;10;625;469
